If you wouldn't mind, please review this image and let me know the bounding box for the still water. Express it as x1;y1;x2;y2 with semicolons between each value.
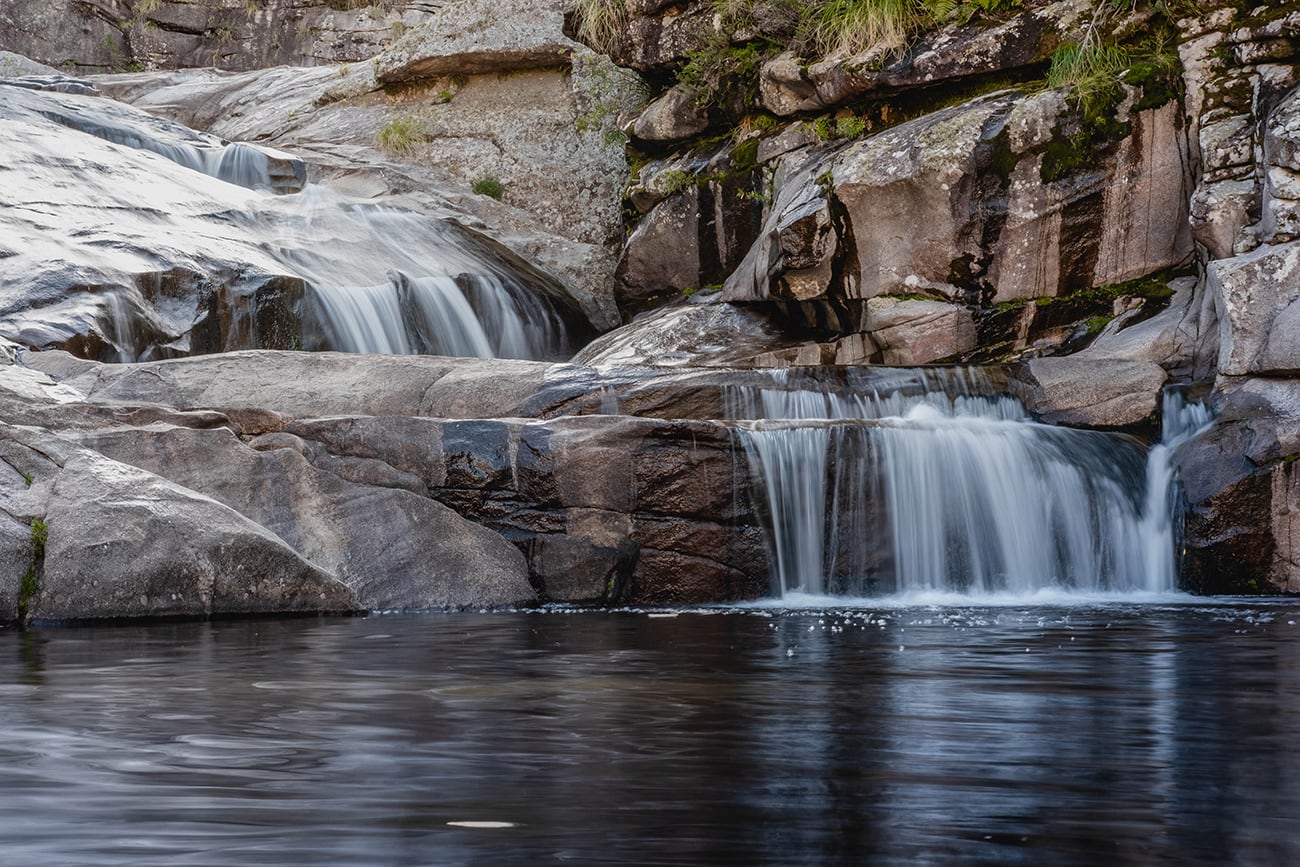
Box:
2;601;1298;866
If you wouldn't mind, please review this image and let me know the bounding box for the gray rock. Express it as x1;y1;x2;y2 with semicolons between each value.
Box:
72;425;536;610
864;298;977;365
1210;239;1300;376
0;0;426;74
92;56;639;329
758;0;1090;115
0;422;361;622
1015;357;1167;429
0;83;593;360
377;0;578;81
632;85;710;143
1176;375;1300;594
573;301;798;368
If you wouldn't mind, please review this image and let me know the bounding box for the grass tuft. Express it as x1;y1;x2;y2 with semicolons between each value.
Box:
375;116;424;157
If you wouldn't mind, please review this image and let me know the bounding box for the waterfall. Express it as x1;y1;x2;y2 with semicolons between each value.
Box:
266;190;575;359
1;82;583;362
736;372;1210;599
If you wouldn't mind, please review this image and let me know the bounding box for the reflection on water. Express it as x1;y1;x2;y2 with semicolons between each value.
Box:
1;605;1298;865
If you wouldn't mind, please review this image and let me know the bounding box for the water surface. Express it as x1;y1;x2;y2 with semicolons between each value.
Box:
2;602;1298;865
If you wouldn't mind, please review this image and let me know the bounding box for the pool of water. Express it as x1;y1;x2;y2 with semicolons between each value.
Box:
2;601;1298;865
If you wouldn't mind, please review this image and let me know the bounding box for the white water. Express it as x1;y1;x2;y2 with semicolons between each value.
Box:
2;82;576;361
255;188;572;359
737;373;1211;599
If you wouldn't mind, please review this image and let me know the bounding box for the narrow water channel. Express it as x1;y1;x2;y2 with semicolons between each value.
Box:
2;603;1297;865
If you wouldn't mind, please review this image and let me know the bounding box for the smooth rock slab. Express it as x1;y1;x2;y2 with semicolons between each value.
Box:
38;448;358;622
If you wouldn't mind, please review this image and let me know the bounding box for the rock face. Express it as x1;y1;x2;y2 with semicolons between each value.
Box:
0;0;428;73
757;0;1091;116
89;38;643;329
0;413;360;622
1176;378;1300;594
1211;239;1300;376
725;90;1194;310
3;351;772;617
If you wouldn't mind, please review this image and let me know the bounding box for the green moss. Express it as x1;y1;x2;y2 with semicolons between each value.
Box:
731;136;760;171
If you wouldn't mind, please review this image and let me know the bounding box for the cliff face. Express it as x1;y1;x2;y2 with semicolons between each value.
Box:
0;0;432;72
1;0;1299;615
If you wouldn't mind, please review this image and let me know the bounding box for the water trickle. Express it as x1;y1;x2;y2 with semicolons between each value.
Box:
736;371;1210;599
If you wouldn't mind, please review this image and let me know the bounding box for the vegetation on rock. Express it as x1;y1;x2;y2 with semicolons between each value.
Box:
374;116;425;156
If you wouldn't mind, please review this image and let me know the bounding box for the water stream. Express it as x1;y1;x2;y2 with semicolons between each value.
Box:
736;372;1211;599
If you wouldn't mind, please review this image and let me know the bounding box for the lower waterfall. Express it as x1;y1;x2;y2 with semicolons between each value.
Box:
736;373;1210;599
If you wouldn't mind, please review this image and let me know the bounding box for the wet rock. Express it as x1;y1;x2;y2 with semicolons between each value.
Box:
0;83;593;360
93;55;640;329
574;301;798;368
1210;239;1300;376
1177;377;1300;594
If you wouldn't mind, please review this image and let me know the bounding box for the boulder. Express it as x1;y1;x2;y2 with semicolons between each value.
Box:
70;425;536;610
1210;239;1300;376
0;422;361;622
573;301;798;368
863;298;977;365
1177;377;1300;594
632;85;710;143
1014;357;1167;429
377;0;577;81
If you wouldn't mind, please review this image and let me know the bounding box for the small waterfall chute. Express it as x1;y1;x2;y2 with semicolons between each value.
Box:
736;371;1210;599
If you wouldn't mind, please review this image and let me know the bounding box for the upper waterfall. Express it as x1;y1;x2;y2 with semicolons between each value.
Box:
0;79;592;363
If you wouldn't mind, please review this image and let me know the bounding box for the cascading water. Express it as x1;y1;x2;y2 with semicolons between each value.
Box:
0;80;584;362
735;371;1211;599
260;189;575;359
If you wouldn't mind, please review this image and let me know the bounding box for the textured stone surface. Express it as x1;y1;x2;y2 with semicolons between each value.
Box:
758;0;1090;115
378;0;576;81
0;0;428;73
1177;377;1300;594
632;85;710;143
70;425;536;610
93;54;641;328
0;421;361;622
1210;239;1300;376
0;81;594;358
1015;358;1167;429
725;91;1193;319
